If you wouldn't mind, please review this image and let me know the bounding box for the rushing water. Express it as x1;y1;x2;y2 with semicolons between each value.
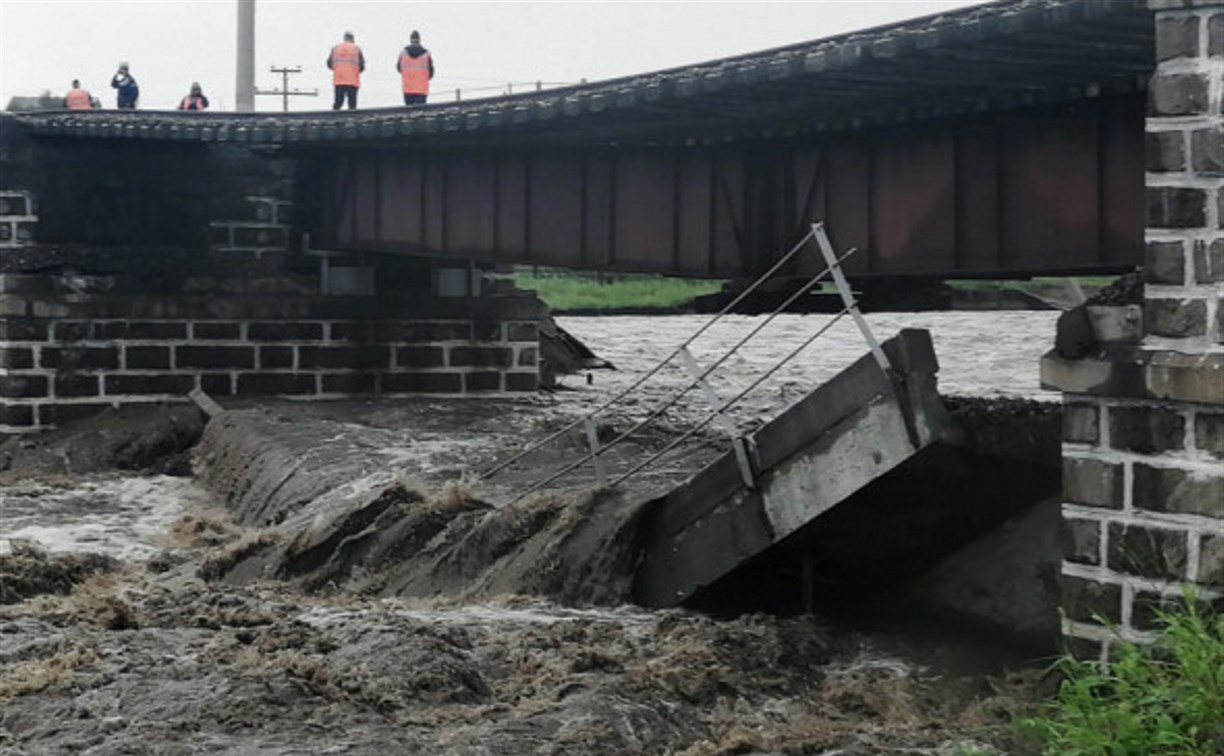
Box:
0;311;1060;559
0;311;1060;754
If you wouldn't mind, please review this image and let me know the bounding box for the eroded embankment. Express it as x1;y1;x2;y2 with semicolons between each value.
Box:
192;410;652;605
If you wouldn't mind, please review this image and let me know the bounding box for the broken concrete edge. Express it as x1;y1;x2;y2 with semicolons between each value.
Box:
1040;346;1224;405
189;388;224;418
648;329;943;540
632;329;952;608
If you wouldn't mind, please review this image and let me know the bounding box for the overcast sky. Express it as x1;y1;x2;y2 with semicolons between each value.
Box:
1;0;988;112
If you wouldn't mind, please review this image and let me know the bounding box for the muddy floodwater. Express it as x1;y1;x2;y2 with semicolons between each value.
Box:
0;312;1059;755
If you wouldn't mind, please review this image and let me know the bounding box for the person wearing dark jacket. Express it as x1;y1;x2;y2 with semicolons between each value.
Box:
178;82;209;111
111;62;139;109
396;30;434;105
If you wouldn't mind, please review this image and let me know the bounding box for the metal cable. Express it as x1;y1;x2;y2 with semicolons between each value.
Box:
507;250;855;502
478;225;824;481
608;307;852;488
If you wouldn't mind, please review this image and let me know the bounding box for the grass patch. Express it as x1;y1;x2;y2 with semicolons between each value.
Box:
515;269;724;311
1021;598;1224;755
944;276;1118;292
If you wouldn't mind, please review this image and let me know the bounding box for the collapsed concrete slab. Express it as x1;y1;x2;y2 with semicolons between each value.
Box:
633;328;951;608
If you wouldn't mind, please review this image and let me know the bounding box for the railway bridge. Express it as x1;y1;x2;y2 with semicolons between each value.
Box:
4;0;1153;283
1;0;1221;661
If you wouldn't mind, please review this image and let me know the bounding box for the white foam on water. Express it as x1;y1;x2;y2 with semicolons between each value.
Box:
0;475;216;561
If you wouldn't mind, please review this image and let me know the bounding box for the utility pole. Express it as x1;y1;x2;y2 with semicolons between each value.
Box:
255;66;318;112
235;0;255;112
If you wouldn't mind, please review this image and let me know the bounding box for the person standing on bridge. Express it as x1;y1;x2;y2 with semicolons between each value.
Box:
177;82;209;111
397;30;434;105
111;62;139;109
64;80;94;110
327;31;365;110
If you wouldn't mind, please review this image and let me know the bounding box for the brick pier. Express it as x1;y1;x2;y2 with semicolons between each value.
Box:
1042;0;1224;659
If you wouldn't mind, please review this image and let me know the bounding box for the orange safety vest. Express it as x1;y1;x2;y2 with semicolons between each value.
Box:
398;50;431;95
330;41;361;87
65;88;92;110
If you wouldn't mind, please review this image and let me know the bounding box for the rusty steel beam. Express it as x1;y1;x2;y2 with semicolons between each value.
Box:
306;93;1143;280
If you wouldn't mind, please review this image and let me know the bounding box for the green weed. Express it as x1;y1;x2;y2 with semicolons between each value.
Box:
515;269;724;311
1020;597;1224;756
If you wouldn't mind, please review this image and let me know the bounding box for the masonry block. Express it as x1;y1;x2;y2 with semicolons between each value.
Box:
200;374;234;396
0;319;47;341
1146;130;1186;172
105;374;195;395
1149;73;1210;116
0;347;34;369
517;347;539;369
382;372;462;393
176;346;255;369
1133;463;1224;518
0;194;31;216
505;372;540;392
0;375;47;398
1211;11;1224;57
40;347;120;371
124;346;172;370
464;372;502;392
1199;534;1224;585
506;322;539;342
1063;457;1124;508
1145;240;1186;285
0;404;35;427
1146;186;1206;228
1060;575;1122;624
1196;411;1224;458
1190;127;1224;174
52;322;89;342
1110;405;1186;453
1145;298;1208;337
259;346;294;369
192;322;243;340
248;322;324;341
375;322;471;342
329;322;373;342
1062;517;1101;565
236;373;317;395
1107;522;1188;580
298;346;391;370
1193;239;1224;283
38;403;111;426
1131;591;1180;632
54;374;99;398
321;373;377;394
95;321;188;340
396;346;445;368
449;346;512;368
1156;13;1199;61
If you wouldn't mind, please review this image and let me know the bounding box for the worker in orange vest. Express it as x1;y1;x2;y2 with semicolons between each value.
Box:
64;80;94;110
397;30;434;105
327;31;365;110
178;82;210;111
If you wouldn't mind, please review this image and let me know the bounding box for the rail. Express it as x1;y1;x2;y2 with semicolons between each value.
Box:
482;222;889;502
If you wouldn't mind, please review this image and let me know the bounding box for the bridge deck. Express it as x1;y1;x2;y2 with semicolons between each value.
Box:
633;329;951;607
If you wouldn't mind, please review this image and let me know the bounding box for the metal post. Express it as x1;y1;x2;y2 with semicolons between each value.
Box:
811;223;891;372
679;347;754;488
582;417;607;485
235;0;256;112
